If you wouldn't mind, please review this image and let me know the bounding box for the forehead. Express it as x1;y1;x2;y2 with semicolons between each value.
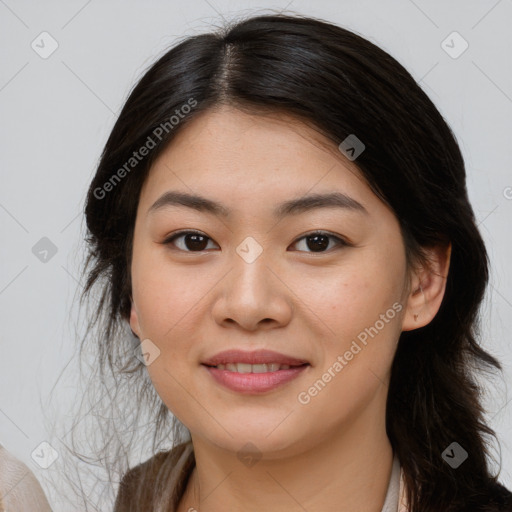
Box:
139;106;373;210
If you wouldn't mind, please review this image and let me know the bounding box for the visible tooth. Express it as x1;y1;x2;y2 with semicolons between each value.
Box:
236;363;252;374
217;363;295;372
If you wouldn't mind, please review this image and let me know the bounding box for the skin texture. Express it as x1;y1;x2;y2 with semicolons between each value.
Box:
129;105;451;512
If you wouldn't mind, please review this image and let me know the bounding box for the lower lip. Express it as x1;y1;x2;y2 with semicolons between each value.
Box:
202;364;309;394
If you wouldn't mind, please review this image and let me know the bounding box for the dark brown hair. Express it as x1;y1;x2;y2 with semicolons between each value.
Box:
63;12;512;512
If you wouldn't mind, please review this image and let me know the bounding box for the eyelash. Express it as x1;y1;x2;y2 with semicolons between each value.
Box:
161;229;349;254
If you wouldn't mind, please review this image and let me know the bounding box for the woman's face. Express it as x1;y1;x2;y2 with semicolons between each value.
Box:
129;105;414;456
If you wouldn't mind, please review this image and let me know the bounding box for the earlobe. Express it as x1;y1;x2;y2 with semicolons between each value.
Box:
402;243;452;332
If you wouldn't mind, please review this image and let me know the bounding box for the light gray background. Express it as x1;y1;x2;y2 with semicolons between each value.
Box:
1;1;511;510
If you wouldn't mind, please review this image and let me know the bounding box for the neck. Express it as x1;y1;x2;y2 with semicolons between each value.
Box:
179;389;394;512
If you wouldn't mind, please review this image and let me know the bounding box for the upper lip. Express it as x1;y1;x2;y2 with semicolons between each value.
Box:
202;349;309;367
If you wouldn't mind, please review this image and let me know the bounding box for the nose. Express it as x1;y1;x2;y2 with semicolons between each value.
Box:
211;250;293;331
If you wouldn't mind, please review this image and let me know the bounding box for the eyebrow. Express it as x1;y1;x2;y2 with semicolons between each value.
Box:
147;190;368;218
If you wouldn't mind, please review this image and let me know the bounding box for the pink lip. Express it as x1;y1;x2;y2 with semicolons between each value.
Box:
202;349;309;367
203;365;309;394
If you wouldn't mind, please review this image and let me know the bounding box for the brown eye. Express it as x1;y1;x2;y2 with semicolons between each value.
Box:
290;231;348;253
163;231;218;252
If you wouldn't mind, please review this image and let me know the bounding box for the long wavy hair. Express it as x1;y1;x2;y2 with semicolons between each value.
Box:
52;12;511;512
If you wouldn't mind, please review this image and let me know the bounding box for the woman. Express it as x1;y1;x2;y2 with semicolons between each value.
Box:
80;13;512;512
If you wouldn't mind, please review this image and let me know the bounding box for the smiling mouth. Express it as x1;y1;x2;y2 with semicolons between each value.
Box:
203;362;310;373
202;362;310;394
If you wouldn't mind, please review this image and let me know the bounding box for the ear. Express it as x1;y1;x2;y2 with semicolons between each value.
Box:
401;242;452;332
129;297;141;339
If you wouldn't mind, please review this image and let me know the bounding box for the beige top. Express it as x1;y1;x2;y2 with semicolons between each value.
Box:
0;443;53;512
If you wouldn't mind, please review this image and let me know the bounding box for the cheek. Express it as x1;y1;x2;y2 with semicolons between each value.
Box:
132;258;204;416
131;250;208;339
304;260;401;339
305;253;404;376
